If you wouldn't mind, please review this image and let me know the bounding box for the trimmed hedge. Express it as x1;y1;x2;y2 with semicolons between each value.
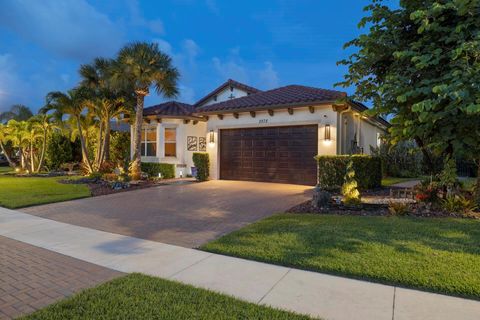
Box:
192;152;209;181
141;162;175;179
315;155;382;190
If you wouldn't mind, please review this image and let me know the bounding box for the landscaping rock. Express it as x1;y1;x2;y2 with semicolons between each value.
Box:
311;186;331;209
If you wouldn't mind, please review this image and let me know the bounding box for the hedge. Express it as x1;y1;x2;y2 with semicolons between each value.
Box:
315;155;382;190
141;162;175;179
192;153;209;181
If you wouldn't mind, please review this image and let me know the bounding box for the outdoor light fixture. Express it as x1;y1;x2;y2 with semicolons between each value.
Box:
324;124;331;141
209;130;215;144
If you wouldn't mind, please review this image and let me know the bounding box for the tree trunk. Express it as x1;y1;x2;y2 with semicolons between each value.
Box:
0;141;16;167
19;147;25;170
75;116;93;173
414;136;435;174
100;119;111;165
475;159;480;205
30;141;35;173
104;120;111;161
94;121;104;170
131;93;145;180
36;130;47;173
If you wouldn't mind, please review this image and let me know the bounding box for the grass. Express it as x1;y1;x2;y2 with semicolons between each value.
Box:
201;214;480;299
381;176;419;187
0;166;13;174
0;174;90;208
23;273;313;320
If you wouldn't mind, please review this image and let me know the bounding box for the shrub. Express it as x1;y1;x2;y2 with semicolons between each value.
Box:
192;153;209;181
342;160;361;205
370;140;423;178
102;173;118;182
316;155;381;190
388;202;411;216
45;132;74;170
415;179;441;203
111;131;130;166
141;162;175;179
441;195;478;215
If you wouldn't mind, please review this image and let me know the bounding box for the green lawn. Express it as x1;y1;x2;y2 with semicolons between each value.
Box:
0;175;90;208
0;166;13;174
23;274;313;320
381;176;419;186
201;214;480;299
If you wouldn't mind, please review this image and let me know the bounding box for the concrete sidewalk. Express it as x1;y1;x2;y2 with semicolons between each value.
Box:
1;207;479;320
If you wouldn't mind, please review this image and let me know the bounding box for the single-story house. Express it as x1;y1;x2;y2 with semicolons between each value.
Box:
131;79;388;185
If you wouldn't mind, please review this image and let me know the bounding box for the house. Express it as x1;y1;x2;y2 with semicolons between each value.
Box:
132;79;388;185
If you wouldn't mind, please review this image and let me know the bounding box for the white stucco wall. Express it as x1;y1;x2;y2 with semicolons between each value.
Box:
338;111;385;155
359;119;383;154
205;105;338;180
133;119;207;177
200;87;250;107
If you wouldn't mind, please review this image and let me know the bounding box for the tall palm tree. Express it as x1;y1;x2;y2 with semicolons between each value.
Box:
0;123;16;167
112;42;179;179
24;118;44;172
0;104;33;123
40;88;94;173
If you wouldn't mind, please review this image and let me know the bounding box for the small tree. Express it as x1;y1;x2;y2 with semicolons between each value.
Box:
342;160;361;205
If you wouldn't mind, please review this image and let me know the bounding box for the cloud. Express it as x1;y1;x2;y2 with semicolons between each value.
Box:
182;39;200;66
126;0;165;35
153;38;173;55
0;54;28;111
258;61;279;89
205;0;220;14
0;0;123;61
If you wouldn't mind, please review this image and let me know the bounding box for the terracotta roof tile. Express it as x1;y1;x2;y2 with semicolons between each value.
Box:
194;79;261;107
143;101;196;117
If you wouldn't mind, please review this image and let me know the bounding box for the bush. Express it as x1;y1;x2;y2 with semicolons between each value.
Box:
141;162;175;179
111;131;130;166
192;153;209;181
388;202;411;216
441;195;478;215
316;155;382;190
371;140;423;178
45;132;74;170
342;160;361;205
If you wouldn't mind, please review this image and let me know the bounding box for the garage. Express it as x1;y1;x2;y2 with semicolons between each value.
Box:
219;125;318;185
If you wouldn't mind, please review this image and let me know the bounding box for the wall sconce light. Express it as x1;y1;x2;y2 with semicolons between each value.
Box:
324;124;331;141
209;130;215;144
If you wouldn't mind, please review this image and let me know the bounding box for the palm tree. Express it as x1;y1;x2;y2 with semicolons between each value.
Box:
111;42;179;179
6;120;28;170
79;58;134;164
31;114;59;172
40;88;95;173
0;124;16;167
0;104;33;123
24;118;44;172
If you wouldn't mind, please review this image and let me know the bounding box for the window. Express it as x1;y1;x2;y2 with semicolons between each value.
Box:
141;127;157;157
164;128;176;157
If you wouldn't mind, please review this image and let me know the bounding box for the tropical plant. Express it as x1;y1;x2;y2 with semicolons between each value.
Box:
0;123;15;167
438;157;459;197
45;132;74;170
342;160;361;205
442;195;478;215
0;104;33;123
371;140;423;178
40;88;95;173
5;120;28;170
111;42;179;179
388;202;411;216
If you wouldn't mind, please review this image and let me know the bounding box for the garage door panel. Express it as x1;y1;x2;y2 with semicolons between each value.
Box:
220;125;318;185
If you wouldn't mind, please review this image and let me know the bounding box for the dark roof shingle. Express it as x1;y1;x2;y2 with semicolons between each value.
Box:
143;101;195;117
195;85;347;113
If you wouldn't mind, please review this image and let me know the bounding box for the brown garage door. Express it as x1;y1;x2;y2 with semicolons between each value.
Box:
220;125;318;185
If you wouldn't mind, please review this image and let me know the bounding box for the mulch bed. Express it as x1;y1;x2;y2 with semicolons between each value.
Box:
60;178;196;197
287;200;480;219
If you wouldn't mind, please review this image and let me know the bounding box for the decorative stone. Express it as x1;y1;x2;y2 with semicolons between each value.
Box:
312;186;331;209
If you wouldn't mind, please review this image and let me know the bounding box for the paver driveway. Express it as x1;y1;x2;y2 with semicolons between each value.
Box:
22;180;312;248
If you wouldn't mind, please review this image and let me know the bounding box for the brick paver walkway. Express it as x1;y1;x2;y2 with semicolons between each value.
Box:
22;180;312;248
0;236;123;319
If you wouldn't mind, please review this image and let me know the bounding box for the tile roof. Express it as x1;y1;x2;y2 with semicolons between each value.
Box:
143;101;196;117
195;85;347;113
194;79;261;107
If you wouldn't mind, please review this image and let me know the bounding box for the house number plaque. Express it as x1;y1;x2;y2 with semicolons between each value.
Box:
259;119;268;124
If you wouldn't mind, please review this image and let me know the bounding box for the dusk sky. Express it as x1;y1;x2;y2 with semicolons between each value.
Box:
0;0;380;113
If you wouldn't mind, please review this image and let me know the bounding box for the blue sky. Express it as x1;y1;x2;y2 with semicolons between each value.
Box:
0;0;377;113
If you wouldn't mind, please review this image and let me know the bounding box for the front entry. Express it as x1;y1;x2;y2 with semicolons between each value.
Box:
219;125;318;185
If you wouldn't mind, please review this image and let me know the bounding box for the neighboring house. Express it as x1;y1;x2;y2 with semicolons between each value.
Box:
132;79;388;185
